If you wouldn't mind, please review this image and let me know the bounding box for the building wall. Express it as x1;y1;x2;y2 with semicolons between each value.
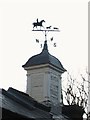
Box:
88;74;90;112
26;64;62;104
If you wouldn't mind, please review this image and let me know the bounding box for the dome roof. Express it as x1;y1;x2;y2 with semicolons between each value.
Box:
22;41;66;72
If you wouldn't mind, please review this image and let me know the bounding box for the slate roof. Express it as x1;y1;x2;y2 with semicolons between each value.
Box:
62;105;84;120
0;88;52;119
22;41;66;73
0;88;69;120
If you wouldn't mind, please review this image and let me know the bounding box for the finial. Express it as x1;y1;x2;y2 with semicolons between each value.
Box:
42;40;48;51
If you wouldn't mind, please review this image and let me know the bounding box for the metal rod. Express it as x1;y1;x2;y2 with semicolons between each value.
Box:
32;29;60;32
32;29;60;41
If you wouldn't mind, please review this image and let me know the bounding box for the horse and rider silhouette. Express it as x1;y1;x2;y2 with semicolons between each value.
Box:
33;19;45;29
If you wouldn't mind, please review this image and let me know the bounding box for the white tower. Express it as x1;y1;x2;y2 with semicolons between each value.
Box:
22;40;66;104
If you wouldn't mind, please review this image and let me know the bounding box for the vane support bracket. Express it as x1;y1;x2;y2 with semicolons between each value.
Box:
32;29;60;41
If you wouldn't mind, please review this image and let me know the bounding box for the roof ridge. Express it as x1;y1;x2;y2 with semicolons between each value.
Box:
7;87;50;112
7;88;35;110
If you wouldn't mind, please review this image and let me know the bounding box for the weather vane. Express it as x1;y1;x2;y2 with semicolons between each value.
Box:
32;18;60;48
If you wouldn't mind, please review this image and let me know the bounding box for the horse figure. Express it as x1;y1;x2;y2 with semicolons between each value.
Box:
33;19;45;29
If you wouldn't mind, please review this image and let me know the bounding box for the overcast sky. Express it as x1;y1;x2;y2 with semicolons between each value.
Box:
0;0;88;92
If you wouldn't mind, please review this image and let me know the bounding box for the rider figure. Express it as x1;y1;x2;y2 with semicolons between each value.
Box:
37;18;38;23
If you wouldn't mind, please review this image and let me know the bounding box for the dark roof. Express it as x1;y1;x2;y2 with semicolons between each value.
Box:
62;105;84;120
22;41;66;72
0;88;69;120
0;88;51;119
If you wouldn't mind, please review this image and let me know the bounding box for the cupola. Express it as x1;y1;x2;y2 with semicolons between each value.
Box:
22;40;66;104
